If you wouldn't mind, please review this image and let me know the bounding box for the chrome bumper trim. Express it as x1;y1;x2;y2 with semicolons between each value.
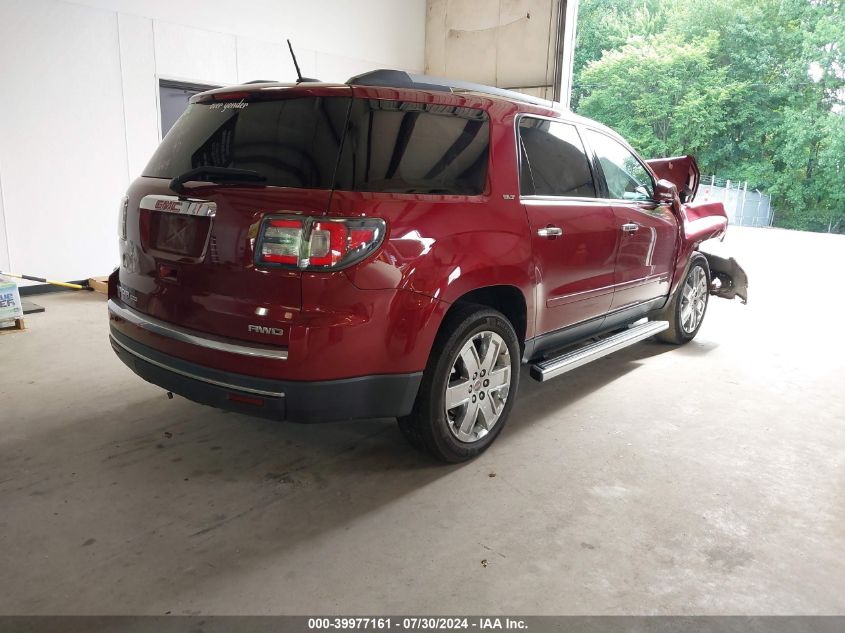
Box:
107;299;288;360
110;334;285;398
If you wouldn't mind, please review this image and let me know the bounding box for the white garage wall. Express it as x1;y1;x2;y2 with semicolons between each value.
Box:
0;0;130;285
425;0;559;92
0;171;9;273
0;0;426;284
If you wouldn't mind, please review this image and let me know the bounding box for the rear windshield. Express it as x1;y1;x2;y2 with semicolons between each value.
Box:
144;97;350;189
143;96;490;195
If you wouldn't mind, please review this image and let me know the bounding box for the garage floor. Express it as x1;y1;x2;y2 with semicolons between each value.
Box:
1;227;843;615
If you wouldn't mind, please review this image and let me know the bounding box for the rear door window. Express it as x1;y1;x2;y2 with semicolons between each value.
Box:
335;100;490;195
518;118;596;197
144;96;350;189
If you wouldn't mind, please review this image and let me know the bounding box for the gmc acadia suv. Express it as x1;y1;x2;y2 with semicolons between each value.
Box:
108;70;747;462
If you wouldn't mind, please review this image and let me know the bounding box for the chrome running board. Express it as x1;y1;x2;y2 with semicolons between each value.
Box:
529;320;669;382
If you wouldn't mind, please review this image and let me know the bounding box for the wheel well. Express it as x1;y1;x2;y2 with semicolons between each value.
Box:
450;286;527;349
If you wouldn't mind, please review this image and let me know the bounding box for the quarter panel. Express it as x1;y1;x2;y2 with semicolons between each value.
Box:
334;191;535;328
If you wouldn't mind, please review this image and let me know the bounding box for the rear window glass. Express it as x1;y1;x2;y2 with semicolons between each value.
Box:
143;97;350;189
143;96;490;195
335;100;489;195
518;118;596;198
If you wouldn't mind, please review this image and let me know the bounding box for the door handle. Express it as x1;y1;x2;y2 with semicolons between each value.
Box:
621;223;639;233
537;226;563;238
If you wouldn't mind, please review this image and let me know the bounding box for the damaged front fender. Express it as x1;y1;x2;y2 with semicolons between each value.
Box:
702;252;749;304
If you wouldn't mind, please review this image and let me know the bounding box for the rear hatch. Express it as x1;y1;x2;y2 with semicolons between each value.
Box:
117;85;352;348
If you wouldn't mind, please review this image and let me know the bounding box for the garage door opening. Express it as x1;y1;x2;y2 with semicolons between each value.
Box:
159;79;219;138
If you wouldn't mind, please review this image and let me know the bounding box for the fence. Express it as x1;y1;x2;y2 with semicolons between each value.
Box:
697;176;774;227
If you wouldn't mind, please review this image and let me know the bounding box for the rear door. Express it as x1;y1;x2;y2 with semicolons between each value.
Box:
584;129;679;310
518;117;619;336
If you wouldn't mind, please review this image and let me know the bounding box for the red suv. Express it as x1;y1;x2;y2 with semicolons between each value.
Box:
108;70;747;462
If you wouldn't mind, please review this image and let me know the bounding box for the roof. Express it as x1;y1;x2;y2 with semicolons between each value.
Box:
347;69;559;109
192;69;569;118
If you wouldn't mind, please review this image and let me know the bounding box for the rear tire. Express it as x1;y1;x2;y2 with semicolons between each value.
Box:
398;305;520;462
657;255;710;344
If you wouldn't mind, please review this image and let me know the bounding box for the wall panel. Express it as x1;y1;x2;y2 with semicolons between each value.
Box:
0;0;128;280
118;13;160;178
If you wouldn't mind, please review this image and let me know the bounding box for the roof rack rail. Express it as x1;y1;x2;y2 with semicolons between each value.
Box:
346;69;557;109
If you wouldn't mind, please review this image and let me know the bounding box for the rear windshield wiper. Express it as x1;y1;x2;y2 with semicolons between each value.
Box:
169;167;266;195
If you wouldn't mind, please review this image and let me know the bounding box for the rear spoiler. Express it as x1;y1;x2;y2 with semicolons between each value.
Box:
646;155;700;203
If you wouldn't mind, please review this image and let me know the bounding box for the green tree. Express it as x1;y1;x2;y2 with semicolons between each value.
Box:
572;0;672;109
572;0;845;232
577;34;742;164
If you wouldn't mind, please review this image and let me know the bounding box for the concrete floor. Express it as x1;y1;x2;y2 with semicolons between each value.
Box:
1;227;843;615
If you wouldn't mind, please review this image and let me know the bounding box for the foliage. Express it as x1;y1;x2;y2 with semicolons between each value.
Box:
572;0;845;232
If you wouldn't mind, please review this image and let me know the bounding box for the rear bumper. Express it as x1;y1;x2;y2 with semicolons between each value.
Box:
110;327;422;422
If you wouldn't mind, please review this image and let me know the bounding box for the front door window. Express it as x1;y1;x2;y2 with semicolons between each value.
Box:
585;130;654;201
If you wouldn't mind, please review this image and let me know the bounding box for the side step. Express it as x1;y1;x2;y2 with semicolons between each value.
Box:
529;320;669;382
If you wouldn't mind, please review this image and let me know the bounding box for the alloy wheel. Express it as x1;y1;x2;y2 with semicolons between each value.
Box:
680;265;708;334
444;330;512;443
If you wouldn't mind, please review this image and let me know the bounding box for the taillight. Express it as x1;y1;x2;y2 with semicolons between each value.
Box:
260;219;303;265
256;216;386;271
308;221;346;267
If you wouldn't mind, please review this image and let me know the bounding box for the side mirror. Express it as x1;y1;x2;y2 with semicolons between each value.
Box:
654;179;681;213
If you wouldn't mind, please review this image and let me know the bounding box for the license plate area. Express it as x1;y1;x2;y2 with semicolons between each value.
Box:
139;194;216;261
150;213;211;258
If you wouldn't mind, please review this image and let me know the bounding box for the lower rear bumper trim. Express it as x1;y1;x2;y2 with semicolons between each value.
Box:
110;334;285;398
110;327;423;422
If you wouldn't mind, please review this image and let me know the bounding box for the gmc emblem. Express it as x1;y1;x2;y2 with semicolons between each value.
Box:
155;200;181;211
248;324;284;336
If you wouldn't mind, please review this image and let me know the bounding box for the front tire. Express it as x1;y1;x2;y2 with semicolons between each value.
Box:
657;255;710;344
398;306;520;462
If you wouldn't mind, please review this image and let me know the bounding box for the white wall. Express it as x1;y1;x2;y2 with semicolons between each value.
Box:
425;0;560;93
0;0;425;283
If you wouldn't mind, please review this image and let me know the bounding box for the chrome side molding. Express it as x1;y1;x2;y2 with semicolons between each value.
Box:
529;320;668;382
108;300;288;360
